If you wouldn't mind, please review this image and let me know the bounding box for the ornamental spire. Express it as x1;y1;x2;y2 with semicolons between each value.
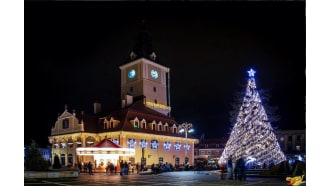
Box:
129;19;157;62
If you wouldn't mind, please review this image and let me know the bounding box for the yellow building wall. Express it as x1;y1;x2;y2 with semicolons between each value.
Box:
49;131;198;168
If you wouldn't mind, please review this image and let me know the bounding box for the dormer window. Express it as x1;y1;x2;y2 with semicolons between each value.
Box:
142;119;147;129
152;123;156;131
62;119;69;129
164;123;169;132
134;120;139;128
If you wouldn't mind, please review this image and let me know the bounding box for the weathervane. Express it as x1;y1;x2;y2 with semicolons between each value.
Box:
247;68;256;77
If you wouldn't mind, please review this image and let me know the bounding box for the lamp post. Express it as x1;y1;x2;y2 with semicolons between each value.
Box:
178;122;193;166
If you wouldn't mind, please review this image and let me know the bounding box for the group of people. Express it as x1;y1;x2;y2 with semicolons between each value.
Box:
119;160;129;176
105;161;115;175
220;156;246;181
77;161;94;175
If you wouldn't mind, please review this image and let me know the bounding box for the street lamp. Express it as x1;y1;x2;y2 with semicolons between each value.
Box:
178;122;193;165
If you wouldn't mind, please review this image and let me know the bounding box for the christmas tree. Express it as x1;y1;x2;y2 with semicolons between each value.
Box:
219;68;286;168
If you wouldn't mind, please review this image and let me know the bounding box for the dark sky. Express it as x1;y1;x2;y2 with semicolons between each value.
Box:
25;1;306;147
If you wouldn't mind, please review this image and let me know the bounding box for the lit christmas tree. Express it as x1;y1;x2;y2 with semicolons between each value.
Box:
219;68;286;168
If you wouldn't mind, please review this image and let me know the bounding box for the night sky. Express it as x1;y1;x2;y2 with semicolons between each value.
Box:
24;1;306;147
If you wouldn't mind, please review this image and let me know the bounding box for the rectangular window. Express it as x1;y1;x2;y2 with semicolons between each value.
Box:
62;119;69;129
297;135;301;141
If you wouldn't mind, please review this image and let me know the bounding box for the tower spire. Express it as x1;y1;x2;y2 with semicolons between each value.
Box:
129;19;156;62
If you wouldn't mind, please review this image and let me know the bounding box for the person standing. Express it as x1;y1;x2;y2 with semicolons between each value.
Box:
136;163;139;174
226;157;233;180
219;163;225;180
237;157;246;181
119;160;124;176
88;161;93;175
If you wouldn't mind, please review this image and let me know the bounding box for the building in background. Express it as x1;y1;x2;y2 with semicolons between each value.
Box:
275;129;306;164
194;137;227;169
24;146;52;164
48;30;198;171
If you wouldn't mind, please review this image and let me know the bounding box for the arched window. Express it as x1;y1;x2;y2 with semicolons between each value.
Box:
86;136;96;146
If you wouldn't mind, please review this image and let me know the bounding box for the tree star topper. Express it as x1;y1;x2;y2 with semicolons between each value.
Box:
247;68;256;77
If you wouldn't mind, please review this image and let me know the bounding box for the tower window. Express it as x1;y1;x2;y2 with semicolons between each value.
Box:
154;86;156;92
154;99;157;104
130;87;133;92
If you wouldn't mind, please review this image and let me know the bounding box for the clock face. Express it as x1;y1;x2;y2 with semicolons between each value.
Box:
128;69;136;79
150;69;159;79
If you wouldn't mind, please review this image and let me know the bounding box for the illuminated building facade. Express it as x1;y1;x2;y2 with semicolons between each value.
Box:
275;129;306;163
194;138;227;161
48;30;198;170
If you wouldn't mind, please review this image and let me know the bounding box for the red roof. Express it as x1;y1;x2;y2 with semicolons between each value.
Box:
93;138;121;148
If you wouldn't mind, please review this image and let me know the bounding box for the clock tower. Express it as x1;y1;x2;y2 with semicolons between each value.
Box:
119;30;171;116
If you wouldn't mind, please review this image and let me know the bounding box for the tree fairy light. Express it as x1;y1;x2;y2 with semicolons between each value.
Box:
219;68;286;168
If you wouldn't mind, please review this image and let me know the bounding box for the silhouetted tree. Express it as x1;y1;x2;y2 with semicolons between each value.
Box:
25;141;49;171
52;154;61;169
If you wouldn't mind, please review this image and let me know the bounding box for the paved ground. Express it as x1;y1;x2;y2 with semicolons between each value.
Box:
24;170;300;186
